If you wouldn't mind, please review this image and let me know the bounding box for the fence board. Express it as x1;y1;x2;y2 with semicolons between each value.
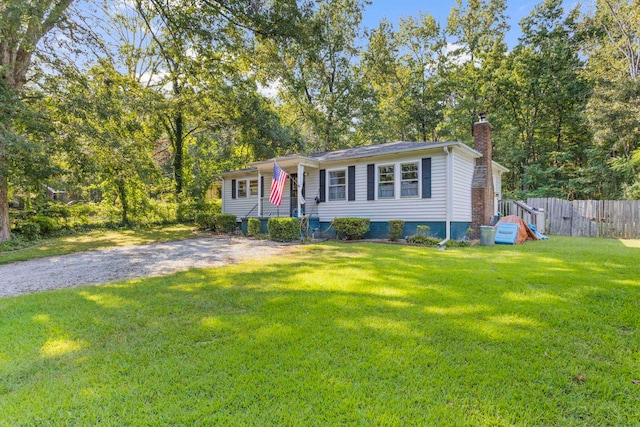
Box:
519;198;640;239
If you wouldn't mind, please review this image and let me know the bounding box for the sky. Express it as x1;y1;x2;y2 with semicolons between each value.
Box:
360;0;552;47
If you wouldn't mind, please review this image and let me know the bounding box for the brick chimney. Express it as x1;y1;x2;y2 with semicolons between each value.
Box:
470;114;494;238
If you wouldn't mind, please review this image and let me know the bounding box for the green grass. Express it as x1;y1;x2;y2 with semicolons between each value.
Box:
1;237;639;425
0;224;199;264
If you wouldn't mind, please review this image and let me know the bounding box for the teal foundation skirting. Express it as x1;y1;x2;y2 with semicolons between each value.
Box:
314;221;470;240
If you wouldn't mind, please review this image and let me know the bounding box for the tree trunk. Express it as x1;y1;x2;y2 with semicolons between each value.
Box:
174;111;184;195
0;173;10;242
117;180;129;226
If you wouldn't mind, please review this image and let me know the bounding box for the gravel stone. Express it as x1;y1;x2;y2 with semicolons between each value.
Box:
0;236;293;298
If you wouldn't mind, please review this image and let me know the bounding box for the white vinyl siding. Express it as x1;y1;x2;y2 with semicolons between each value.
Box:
452;151;475;222
312;153;447;222
222;174;260;219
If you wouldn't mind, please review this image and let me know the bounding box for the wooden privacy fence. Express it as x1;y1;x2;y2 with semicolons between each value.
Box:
526;198;640;239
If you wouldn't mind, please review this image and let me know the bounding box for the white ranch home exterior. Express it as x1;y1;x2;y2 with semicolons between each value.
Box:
220;122;508;240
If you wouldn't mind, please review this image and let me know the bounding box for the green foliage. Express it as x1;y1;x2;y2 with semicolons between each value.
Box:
416;225;430;237
178;199;222;223
247;218;262;237
194;212;216;230
214;214;238;233
333;217;370;240
30;214;61;235
16;221;41;240
268;217;300;242
388;220;405;241
407;235;441;245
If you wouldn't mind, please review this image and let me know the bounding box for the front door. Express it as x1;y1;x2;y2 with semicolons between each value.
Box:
290;173;305;217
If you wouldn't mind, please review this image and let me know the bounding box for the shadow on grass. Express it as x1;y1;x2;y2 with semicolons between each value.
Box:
0;236;639;425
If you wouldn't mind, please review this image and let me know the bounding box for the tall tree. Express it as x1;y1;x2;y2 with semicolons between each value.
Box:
361;14;447;143
495;0;591;198
258;0;367;152
0;0;75;242
443;0;509;143
582;0;640;198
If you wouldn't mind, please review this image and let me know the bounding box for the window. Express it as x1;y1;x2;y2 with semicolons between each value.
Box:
401;163;419;197
249;180;258;197
378;165;395;198
328;170;346;200
237;180;247;198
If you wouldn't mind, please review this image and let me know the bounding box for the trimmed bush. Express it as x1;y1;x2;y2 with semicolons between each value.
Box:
388;220;405;241
268;217;300;242
214;214;238;233
194;212;216;230
17;221;41;240
31;215;61;235
416;225;430;237
333;218;370;240
248;218;262;237
407;235;441;246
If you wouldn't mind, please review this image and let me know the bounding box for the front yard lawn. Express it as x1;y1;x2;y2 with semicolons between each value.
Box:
1;237;638;425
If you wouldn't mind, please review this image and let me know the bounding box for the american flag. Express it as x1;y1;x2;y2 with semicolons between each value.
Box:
269;162;288;206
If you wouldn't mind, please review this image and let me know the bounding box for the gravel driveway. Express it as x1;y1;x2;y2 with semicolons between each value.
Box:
0;236;293;298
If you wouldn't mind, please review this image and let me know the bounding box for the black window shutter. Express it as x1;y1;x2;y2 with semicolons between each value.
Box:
231;179;237;199
319;169;326;202
367;164;375;200
348;166;356;201
422;158;431;198
260;176;264;198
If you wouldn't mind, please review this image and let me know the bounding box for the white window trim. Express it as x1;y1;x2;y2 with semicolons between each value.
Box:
327;168;347;201
400;161;420;198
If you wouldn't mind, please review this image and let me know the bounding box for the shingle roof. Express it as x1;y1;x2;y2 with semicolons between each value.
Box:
307;141;448;162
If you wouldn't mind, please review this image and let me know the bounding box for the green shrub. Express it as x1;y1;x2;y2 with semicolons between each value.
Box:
388;220;405;241
31;215;61;235
194;212;216;230
416;225;430;237
333;218;370;240
44;204;70;219
17;221;41;240
179;199;222;223
248;218;262;237
446;239;471;248
268;217;300;242
214;214;238;233
407;235;441;246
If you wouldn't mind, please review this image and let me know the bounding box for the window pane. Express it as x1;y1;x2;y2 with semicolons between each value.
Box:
378;165;395;198
329;170;346;200
379;183;394;198
238;181;247;197
402;163;418;180
401;182;418;197
329;170;345;185
249;180;258;196
400;163;418;197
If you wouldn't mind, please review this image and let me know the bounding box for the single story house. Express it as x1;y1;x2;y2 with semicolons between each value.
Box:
220;118;508;240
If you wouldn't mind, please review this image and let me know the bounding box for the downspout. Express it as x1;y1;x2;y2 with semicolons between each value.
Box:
439;146;453;247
